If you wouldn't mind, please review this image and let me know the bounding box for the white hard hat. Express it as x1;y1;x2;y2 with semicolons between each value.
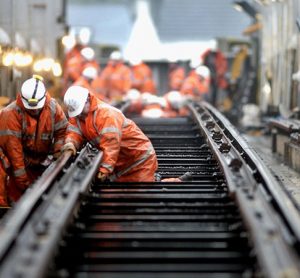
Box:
82;66;97;79
166;90;183;109
64;86;89;117
125;89;141;101
110;51;122;60
141;92;154;105
80;47;95;61
21;75;46;110
141;93;160;106
195;65;210;78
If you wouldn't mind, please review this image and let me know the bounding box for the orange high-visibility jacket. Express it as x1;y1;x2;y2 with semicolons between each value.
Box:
64;54;85;84
65;93;157;182
91;76;107;101
130;63;156;93
73;76;95;93
181;70;209;98
169;66;185;91
73;77;107;102
201;49;228;89
0;93;68;201
82;60;101;73
100;62;132;101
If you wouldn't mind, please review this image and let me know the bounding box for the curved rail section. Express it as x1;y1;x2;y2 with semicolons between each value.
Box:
0;145;102;278
188;101;300;277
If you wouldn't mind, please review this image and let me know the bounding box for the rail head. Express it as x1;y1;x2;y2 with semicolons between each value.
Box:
188;101;300;277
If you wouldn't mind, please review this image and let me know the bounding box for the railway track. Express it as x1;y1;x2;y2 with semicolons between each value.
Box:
0;101;299;277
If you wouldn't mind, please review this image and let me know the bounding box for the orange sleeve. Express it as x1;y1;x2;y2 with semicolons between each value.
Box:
1;112;29;190
120;67;132;93
53;102;68;153
94;109;123;174
181;78;194;96
65;118;84;149
170;68;185;90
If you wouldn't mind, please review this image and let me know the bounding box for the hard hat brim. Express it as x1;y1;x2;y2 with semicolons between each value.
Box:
68;101;85;117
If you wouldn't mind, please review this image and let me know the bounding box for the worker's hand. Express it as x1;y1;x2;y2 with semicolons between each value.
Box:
61;142;77;156
53;152;61;160
97;171;107;182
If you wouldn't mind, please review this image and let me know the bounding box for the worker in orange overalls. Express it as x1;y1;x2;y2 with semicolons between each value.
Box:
181;65;210;101
64;42;84;67
129;57;156;94
168;61;186;91
140;93;166;118
80;47;101;74
73;66;107;101
62;86;158;182
63;48;85;91
201;48;228;106
63;42;84;83
63;46;100;94
140;92;187;118
0;75;68;206
100;51;132;102
73;66;98;90
163;90;189;117
124;89;144;115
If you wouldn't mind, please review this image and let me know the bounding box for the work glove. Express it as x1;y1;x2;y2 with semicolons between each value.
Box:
61;142;77;156
97;171;108;182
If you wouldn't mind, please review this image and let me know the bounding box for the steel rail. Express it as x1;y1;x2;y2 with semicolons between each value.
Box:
0;101;128;276
0;100;299;277
52;115;256;277
201;102;300;242
0;146;102;277
188;101;300;277
0;151;72;260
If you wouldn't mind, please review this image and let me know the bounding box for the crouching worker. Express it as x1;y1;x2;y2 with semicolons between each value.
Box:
62;86;158;182
0;75;68;206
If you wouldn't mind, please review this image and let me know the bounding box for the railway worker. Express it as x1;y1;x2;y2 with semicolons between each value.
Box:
63;49;85;91
124;89;144;115
62;85;158;182
201;47;228;106
73;67;107;102
140;93;166;118
0;75;68;206
168;60;186;91
73;66;98;89
80;47;100;74
163;90;189;117
129;57;156;94
99;51;132;102
181;65;210;101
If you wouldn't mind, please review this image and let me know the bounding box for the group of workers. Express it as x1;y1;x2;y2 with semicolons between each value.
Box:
122;60;212;119
0;43;226;208
64;44;156;103
0;75;159;207
63;42;217;112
